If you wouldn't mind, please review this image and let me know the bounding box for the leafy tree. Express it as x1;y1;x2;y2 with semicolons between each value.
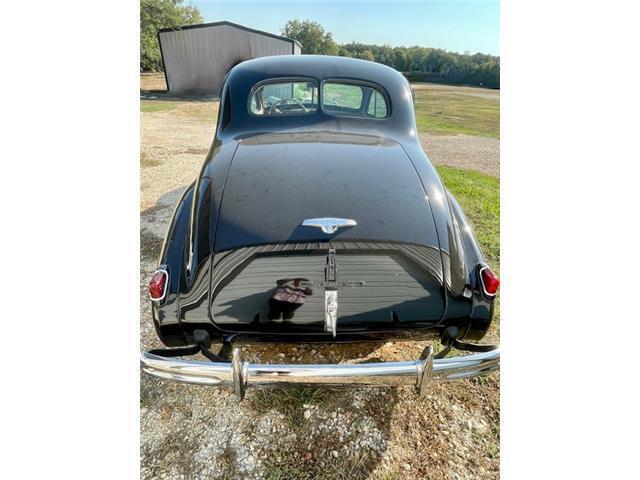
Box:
358;49;375;61
337;46;354;58
374;45;394;66
392;47;409;71
140;0;203;71
281;20;338;55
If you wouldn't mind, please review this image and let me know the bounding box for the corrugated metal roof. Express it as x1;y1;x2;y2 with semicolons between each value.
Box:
158;20;302;50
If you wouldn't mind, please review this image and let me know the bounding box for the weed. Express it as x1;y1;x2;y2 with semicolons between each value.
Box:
250;387;326;427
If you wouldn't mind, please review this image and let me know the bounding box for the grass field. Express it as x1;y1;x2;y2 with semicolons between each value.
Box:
140;99;217;121
414;90;500;138
140;101;175;113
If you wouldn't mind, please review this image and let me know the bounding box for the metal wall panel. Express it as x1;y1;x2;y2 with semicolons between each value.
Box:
159;24;299;95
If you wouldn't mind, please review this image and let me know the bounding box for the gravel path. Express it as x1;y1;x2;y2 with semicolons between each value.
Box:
140;94;500;479
140;102;218;211
420;134;500;177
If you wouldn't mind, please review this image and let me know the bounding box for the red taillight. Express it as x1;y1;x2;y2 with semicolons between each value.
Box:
149;270;168;301
480;267;500;297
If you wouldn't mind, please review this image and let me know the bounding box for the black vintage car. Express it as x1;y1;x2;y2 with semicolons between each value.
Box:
141;55;499;400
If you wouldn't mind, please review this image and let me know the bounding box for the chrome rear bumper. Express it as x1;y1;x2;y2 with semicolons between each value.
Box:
140;346;499;401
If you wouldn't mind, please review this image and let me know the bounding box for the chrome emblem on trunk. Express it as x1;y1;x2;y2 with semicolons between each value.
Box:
302;217;357;234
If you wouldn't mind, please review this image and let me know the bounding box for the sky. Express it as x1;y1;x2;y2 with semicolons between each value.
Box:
188;1;500;55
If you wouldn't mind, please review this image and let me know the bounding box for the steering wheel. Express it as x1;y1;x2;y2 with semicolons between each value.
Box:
269;98;308;115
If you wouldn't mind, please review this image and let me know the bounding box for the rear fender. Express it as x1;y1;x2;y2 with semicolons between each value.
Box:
151;182;195;346
445;190;483;286
446;189;495;340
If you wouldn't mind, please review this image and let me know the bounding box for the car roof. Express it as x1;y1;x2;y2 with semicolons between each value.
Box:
230;55;406;89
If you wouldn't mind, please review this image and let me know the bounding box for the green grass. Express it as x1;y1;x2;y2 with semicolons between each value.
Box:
264;453;377;480
140;100;176;113
436;165;500;268
250;387;326;427
265;466;307;480
414;91;499;138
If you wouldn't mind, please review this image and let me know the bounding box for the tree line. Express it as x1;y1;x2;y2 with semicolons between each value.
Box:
140;5;499;89
340;43;499;88
282;20;499;89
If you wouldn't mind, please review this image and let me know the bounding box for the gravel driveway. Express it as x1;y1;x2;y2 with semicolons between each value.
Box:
140;92;500;479
420;134;500;177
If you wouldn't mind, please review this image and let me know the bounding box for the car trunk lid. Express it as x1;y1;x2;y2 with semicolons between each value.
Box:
214;132;441;251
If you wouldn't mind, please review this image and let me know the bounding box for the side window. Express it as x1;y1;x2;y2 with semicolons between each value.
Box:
249;80;318;116
367;90;388;118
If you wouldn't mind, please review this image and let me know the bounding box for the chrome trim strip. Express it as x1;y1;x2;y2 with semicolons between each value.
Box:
140;347;499;401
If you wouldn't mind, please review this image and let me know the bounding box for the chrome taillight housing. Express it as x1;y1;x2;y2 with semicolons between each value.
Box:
148;269;168;301
479;266;500;298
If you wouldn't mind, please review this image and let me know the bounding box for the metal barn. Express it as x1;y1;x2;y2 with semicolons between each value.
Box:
158;21;302;95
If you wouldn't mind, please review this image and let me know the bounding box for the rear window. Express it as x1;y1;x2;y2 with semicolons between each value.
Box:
322;82;388;118
249;80;318;116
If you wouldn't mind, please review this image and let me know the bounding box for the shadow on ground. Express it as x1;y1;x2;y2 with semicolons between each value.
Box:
141;89;219;102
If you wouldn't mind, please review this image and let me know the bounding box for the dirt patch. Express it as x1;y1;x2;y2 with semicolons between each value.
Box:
421;133;500;177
